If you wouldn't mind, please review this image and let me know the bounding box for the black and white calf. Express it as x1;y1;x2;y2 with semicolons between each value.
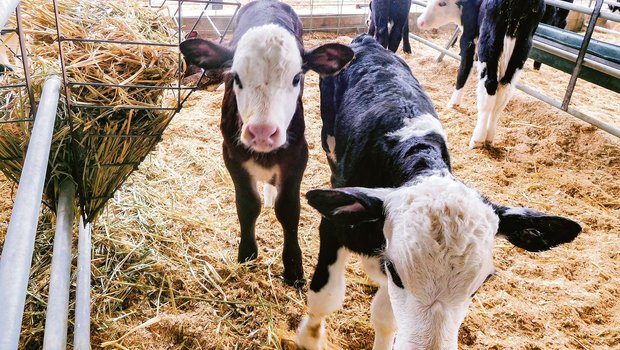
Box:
367;0;412;53
610;0;620;13
296;35;581;350
180;0;353;287
534;0;574;70
417;0;545;148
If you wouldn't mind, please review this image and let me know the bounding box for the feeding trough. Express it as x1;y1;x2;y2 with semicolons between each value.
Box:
0;0;240;348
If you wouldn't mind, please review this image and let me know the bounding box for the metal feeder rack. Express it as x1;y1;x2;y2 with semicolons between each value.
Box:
0;1;240;349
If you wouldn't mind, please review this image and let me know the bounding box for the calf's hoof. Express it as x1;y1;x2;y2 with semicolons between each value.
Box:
296;317;326;350
283;267;305;289
469;138;485;149
237;244;258;264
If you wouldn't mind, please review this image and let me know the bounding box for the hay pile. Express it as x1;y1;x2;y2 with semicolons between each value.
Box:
0;0;180;220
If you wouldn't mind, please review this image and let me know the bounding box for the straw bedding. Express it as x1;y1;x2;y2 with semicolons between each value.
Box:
0;0;179;220
0;29;619;348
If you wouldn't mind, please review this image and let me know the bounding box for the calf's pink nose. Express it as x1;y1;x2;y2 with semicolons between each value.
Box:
247;123;279;147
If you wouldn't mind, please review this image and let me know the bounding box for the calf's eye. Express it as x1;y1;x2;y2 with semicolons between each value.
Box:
292;73;302;87
233;73;243;89
438;1;447;6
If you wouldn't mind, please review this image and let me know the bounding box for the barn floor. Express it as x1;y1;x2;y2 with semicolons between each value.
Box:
1;31;619;349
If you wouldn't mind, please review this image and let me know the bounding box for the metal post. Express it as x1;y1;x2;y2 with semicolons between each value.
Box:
73;218;92;350
562;0;603;110
437;26;460;63
0;0;21;31
0;76;62;350
42;181;76;350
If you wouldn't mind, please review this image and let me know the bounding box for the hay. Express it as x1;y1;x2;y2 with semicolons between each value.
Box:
0;0;180;220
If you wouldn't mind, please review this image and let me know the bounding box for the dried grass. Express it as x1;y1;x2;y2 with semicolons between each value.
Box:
0;0;180;220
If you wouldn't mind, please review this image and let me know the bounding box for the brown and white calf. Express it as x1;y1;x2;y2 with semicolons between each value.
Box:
180;0;353;287
296;35;581;349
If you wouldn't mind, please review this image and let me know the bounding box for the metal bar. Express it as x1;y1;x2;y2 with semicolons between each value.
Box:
15;4;36;118
437;26;460;63
67;81;195;90
0;118;33;124
545;0;620;22
42;181;76;350
409;32;620;139
517;83;620;138
86;161;141;168
410;33;460;60
73;218;91;350
562;0;603;110
534;40;620;79
70;104;177;111
59;37;177;47
0;83;27;89
0;0;20;31
0;76;62;350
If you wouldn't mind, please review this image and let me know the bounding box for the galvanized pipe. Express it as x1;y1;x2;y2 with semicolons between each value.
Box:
42;180;76;350
0;76;62;350
73;218;92;350
562;0;603;109
0;0;21;31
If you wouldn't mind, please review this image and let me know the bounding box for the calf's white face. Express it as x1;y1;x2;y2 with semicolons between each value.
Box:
180;26;353;154
382;176;497;349
417;0;463;30
232;24;303;152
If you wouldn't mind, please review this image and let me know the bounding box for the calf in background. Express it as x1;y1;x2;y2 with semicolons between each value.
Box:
180;0;353;287
296;35;581;350
417;0;545;148
367;0;412;53
534;0;574;70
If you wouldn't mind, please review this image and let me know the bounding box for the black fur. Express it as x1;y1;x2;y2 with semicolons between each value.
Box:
454;0;544;94
367;0;412;53
309;35;450;292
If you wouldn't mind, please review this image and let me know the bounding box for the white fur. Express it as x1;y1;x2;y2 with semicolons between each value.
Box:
471;61;494;148
447;88;464;109
471;36;522;147
242;160;278;208
371;286;397;350
263;183;277;208
383;175;498;349
417;0;463;30
232;24;303;152
297;248;350;350
326;135;337;163
387;113;447;143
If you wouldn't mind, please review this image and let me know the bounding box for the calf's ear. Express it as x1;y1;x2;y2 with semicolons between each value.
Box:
180;38;234;70
303;43;354;76
492;204;582;252
306;187;389;226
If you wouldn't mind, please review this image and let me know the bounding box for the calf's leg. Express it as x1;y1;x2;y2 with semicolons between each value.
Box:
297;220;349;350
223;151;261;263
275;171;306;287
371;286;397;350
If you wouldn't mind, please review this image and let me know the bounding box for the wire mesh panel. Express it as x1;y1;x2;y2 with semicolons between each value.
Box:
0;0;241;222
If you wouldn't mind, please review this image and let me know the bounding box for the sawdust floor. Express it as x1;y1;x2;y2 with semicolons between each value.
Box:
0;31;619;349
